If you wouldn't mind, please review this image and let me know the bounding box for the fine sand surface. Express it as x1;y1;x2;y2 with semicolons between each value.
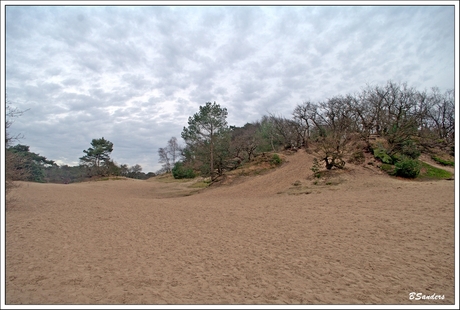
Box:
5;152;456;305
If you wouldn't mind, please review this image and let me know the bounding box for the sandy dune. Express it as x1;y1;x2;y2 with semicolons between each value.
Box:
5;151;456;305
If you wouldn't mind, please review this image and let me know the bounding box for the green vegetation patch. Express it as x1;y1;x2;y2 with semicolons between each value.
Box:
373;147;393;164
271;153;282;165
172;162;196;179
380;163;395;174
380;160;452;181
394;156;421;178
431;155;455;167
417;162;453;180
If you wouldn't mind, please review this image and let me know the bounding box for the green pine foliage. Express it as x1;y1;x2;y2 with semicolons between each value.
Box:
394;156;421;178
172;162;196;179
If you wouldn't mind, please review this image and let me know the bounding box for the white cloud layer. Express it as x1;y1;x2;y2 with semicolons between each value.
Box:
3;2;456;172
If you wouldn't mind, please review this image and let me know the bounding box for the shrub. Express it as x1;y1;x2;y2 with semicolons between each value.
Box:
390;152;402;163
373;147;393;164
271;154;282;165
401;140;421;159
394;156;421;178
172;162;196;179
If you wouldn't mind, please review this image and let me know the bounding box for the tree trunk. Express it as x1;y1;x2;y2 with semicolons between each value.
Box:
324;157;333;170
210;126;214;181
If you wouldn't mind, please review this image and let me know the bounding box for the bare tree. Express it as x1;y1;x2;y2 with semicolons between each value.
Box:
167;137;181;166
293;102;312;148
5;101;30;197
6;102;28;147
375;82;421;156
267;113;300;149
158;137;182;173
158;147;171;172
230;123;259;161
355;81;430;156
314;96;355;169
426;87;455;146
129;164;143;179
120;164;129;176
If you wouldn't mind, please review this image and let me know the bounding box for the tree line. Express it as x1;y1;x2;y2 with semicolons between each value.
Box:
159;81;454;180
6;80;455;189
5;132;154;185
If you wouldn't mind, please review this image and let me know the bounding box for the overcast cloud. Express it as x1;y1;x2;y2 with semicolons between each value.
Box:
3;3;456;173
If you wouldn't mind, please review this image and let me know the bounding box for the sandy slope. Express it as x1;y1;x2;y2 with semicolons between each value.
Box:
5;151;456;305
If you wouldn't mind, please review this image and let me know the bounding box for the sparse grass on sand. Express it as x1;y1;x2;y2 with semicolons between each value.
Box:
417;162;453;180
225;152;286;178
376;160;453;181
155;173;211;187
188;180;211;188
94;176;128;181
431;155;455;167
154;173;192;183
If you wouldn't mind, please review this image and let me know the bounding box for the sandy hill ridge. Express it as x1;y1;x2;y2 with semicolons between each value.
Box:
201;151;317;197
201;150;394;198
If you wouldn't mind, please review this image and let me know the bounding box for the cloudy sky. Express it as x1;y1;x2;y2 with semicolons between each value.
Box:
3;2;456;173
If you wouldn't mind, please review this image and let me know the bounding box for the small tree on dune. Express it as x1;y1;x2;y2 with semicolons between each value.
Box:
181;101;228;181
79;137;114;176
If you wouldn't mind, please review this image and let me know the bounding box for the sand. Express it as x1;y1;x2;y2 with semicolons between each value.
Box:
4;151;456;306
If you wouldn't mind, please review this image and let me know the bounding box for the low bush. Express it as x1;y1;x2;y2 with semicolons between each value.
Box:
394;156;421;178
401;140;421;159
373;147;393;164
172;162;196;179
271;154;282;165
